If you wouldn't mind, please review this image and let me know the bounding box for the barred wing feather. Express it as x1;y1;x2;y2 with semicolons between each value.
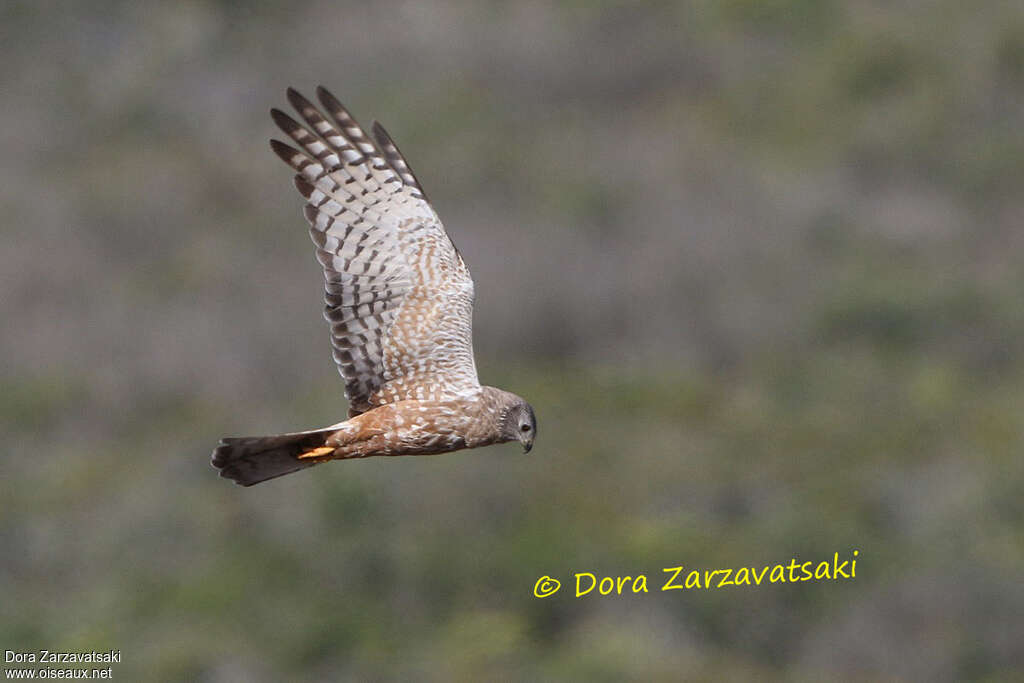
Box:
270;87;479;416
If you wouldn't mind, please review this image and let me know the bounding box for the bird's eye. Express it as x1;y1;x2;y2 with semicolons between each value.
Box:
521;424;530;432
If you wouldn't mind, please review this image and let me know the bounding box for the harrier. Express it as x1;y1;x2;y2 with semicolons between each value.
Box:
211;87;536;486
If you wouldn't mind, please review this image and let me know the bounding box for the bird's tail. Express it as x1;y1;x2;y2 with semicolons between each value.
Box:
211;427;339;486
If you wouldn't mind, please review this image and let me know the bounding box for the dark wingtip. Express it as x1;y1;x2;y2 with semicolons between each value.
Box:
316;85;343;112
303;206;317;225
294;175;316;199
371;120;393;151
286;87;315;113
269;138;300;165
270;107;299;132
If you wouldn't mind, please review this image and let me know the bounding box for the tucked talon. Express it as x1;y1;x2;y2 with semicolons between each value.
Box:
298;446;336;460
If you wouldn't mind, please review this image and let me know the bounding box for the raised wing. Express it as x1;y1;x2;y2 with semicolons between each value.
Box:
270;87;480;415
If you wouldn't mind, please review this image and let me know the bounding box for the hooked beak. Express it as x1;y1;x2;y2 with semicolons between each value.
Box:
522;439;533;454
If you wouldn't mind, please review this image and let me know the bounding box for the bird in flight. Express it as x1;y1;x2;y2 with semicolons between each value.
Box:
211;86;537;486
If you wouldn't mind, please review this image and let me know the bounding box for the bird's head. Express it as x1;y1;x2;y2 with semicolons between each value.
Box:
497;393;537;453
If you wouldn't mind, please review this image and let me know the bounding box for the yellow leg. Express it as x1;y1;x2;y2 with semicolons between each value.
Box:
298;446;335;460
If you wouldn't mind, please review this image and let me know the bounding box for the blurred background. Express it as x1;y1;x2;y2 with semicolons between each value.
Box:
3;0;1023;680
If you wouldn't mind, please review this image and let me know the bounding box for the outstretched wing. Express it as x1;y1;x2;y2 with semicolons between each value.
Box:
271;87;480;416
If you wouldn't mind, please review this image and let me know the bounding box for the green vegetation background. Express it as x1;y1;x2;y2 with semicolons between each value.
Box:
2;1;1023;680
